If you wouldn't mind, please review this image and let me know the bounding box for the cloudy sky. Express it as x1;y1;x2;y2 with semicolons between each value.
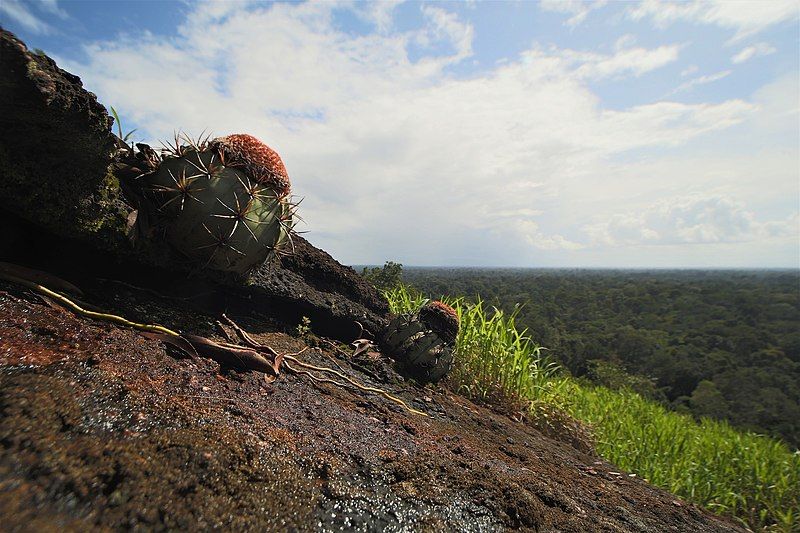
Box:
2;0;798;267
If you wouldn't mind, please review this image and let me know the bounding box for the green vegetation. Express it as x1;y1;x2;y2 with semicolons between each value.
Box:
109;106;137;145
383;276;800;531
402;268;800;448
564;383;799;531
384;284;562;406
362;261;404;292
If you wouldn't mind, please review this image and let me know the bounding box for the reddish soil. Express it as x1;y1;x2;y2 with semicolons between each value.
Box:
0;26;746;532
0;281;745;532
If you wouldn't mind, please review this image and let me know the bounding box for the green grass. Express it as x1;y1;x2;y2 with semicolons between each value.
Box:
563;382;800;531
384;285;563;407
385;283;800;531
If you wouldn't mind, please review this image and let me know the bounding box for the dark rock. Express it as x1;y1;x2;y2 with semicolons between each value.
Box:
0;28;131;251
0;28;449;381
0;28;386;345
278;235;389;317
242;235;390;341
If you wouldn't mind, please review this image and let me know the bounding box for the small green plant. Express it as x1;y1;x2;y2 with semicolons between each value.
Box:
109;105;137;145
295;316;312;337
384;283;427;315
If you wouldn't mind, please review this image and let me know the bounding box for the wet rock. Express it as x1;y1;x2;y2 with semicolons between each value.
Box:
0;252;747;532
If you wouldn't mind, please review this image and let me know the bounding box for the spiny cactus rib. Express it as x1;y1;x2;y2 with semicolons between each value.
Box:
382;300;460;383
212;196;261;242
384;319;425;351
153;168;205;213
134;132;295;274
408;334;444;363
425;351;454;383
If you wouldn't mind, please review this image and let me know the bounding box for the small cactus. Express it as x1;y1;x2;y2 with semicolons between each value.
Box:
131;133;295;275
382;300;459;383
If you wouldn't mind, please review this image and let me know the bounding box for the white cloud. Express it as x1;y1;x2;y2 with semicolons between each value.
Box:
502;219;584;251
58;1;793;266
749;72;800;134
0;0;52;34
672;69;731;94
353;0;401;33
732;42;777;64
526;42;681;80
581;45;679;79
37;0;68;19
680;65;698;77
614;34;637;51
419;5;473;61
540;0;608;27
598;99;752;146
584;196;798;246
628;0;799;42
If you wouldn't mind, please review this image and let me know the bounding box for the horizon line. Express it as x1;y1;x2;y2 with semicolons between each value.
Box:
351;265;800;271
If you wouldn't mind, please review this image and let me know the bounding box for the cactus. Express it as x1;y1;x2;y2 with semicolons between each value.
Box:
131;133;295;275
382;300;459;383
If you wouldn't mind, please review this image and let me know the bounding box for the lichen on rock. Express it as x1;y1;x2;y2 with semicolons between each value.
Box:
0;28;131;252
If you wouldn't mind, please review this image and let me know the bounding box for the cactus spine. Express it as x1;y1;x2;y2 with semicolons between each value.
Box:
383;300;459;383
136;133;295;275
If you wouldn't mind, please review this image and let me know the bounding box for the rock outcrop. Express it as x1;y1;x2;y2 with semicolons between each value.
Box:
0;29;129;249
0;28;744;531
0;28;388;344
0;285;744;532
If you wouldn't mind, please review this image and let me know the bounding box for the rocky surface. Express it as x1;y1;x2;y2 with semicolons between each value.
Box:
0;28;129;250
0;279;744;532
0;27;744;532
248;235;389;341
0;27;387;346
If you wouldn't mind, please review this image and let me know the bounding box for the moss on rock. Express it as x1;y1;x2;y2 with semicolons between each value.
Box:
0;28;131;252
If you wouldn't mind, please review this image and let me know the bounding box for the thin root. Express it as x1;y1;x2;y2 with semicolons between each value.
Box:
0;272;426;417
283;355;427;416
222;314;426;416
0;272;180;337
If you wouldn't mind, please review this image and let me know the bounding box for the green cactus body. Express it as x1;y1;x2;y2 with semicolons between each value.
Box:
382;301;459;383
141;145;292;274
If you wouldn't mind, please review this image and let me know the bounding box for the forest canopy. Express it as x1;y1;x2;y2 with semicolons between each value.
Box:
394;267;800;448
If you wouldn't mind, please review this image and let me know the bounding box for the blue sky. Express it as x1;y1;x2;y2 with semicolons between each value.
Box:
2;0;798;267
